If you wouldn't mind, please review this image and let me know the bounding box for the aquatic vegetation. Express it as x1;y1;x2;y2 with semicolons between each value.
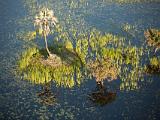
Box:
121;23;137;37
145;57;160;74
87;58;119;84
111;0;160;4
150;57;160;66
23;0;38;16
72;29;126;64
122;23;135;32
65;40;74;50
16;0;147;92
2;0;160;119
34;7;58;57
82;29;144;91
16;31;37;41
17;27;144;91
18;47;39;70
120;68;143;90
145;29;160;53
55;107;75;120
18;47;84;88
119;46;144;90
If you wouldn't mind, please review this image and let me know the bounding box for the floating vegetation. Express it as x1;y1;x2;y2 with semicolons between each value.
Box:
121;23;137;37
145;29;160;53
145;56;160;74
16;31;37;41
111;0;160;4
122;23;135;32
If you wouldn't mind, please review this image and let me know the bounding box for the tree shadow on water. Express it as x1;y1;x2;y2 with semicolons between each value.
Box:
37;82;57;106
88;82;116;106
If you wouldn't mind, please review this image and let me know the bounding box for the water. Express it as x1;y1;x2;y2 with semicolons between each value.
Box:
0;0;160;120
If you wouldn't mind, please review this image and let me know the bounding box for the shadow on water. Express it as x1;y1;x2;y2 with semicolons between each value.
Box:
88;82;116;106
37;82;57;106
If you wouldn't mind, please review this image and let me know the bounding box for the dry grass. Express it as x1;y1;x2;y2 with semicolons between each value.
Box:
145;29;160;53
39;54;63;67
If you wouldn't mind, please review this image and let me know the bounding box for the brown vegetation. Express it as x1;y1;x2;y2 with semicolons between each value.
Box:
87;58;119;84
144;29;160;53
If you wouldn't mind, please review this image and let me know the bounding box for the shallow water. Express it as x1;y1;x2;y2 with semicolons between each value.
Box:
0;0;160;120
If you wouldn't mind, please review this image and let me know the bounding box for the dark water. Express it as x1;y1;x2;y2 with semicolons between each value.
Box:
0;0;160;120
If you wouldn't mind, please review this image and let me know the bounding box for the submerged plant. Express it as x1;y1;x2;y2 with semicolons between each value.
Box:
34;7;58;57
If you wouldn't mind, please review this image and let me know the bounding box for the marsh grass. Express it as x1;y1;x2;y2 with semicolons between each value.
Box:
16;0;151;91
17;28;145;90
17;31;37;41
145;29;160;53
110;0;160;4
18;46;84;88
145;56;160;74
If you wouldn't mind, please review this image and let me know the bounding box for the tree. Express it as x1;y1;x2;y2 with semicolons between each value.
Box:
34;7;58;57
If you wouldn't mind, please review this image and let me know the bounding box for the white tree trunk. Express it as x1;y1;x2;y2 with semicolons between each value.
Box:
44;35;51;56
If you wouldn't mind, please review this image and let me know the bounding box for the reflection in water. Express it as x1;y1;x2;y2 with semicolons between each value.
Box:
37;82;56;106
88;83;116;106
